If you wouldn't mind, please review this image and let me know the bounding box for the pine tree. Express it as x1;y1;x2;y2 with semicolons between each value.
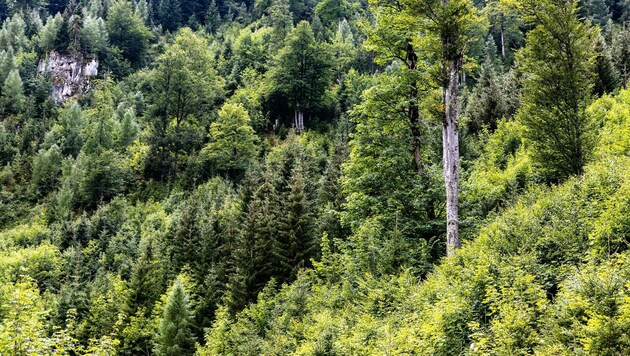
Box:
204;0;221;32
135;0;149;23
515;0;599;180
593;35;618;95
117;107;139;149
170;198;202;273
107;0;152;68
126;234;164;315
157;277;195;356
465;39;517;133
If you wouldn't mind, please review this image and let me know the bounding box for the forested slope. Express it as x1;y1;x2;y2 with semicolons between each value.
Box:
0;0;629;354
198;89;630;355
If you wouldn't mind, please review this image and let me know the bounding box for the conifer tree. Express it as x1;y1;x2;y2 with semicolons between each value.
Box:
514;0;598;180
59;101;84;157
117;107;139;149
158;0;182;32
275;163;315;282
157;277;195;356
126;234;164;315
205;0;221;32
170;198;202;273
610;24;630;88
227;169;279;313
2;69;25;114
107;0;152;68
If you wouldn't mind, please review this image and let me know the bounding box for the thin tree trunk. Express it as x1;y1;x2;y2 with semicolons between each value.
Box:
500;15;506;57
405;39;424;175
443;60;461;256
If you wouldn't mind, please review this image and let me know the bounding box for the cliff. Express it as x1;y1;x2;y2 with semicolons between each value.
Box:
38;52;99;104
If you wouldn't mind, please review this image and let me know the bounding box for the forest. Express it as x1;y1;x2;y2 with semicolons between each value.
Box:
0;0;629;353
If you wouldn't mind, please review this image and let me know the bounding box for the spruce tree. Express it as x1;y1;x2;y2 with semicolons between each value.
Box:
515;0;598;180
227;169;279;313
158;0;182;32
2;69;25;114
275;163;315;282
157;277;195;356
610;24;630;88
126;235;164;316
59;101;84;157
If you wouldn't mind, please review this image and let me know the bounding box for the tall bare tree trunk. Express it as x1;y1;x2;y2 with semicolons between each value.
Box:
442;0;461;256
443;61;461;256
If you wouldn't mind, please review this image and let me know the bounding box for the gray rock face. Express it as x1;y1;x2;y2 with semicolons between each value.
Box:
38;51;99;104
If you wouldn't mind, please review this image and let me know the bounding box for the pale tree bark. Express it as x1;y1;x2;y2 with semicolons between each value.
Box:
442;0;461;257
443;61;461;256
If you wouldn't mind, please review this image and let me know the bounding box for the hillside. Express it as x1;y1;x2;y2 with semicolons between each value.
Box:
0;0;629;354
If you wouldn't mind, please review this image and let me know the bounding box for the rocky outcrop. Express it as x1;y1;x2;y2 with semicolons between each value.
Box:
38;52;99;104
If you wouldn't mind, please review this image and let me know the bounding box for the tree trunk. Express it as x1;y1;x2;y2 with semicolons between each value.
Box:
405;39;424;175
440;0;461;255
500;15;506;57
443;60;461;256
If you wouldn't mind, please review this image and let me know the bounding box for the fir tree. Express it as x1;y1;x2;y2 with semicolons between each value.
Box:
515;0;599;180
158;0;182;32
157;277;195;356
275;163;315;282
227;169;279;313
204;0;220;32
2;69;25;114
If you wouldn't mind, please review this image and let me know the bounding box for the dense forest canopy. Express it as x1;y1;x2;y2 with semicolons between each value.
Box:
0;0;629;354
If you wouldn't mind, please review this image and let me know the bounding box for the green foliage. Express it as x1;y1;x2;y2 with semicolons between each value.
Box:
107;0;152;68
0;277;48;355
157;277;195;356
1;0;629;354
31;143;63;196
512;0;599;181
271;20;333;125
2;69;25;114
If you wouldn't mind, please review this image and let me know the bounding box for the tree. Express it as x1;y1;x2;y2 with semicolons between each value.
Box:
2;68;25;114
465;39;519;133
157;277;195;356
31;144;63;196
38;13;64;53
610;24;630;88
271;21;332;132
158;0;182;32
106;0;151;68
275;163;315;282
59;101;84;157
147;28;223;179
81;15;108;56
0;277;47;355
227;169;279;313
366;0;480;256
200;103;258;177
117;107;139;149
513;0;598;180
